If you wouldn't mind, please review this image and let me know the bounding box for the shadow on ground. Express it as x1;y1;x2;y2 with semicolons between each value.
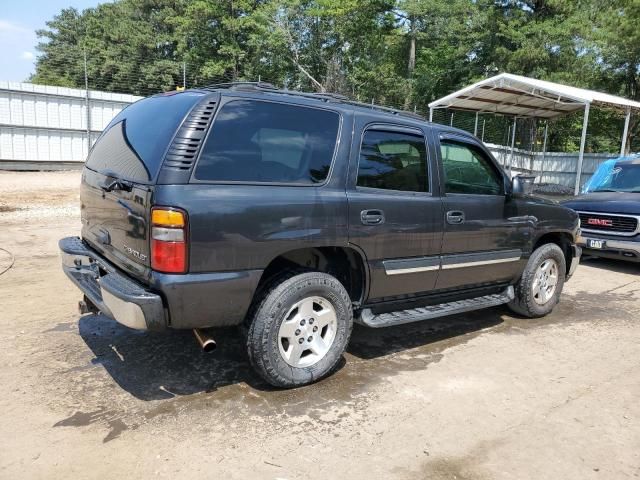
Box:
79;307;508;401
580;255;640;275
347;309;505;360
78;315;269;401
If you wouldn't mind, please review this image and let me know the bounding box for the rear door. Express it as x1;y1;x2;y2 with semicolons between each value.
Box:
347;118;444;301
81;91;206;280
434;132;530;290
81;168;153;280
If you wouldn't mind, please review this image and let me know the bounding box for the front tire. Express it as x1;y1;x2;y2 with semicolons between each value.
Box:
508;243;566;318
247;272;353;388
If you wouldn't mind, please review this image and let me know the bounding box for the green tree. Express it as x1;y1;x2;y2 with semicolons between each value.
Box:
29;0;640;153
33;1;187;95
590;0;640;151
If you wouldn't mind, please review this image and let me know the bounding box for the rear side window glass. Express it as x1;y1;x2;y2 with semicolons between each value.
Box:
357;129;428;192
194;100;340;184
86;91;204;182
440;140;503;195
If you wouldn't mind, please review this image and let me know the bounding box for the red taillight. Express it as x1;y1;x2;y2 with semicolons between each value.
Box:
151;239;186;273
151;208;187;273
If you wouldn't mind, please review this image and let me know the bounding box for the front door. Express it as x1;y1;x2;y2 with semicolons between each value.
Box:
435;133;530;290
347;120;444;301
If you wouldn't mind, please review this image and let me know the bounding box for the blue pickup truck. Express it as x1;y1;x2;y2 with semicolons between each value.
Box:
563;157;640;263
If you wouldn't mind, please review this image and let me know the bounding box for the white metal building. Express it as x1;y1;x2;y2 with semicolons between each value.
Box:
0;82;140;169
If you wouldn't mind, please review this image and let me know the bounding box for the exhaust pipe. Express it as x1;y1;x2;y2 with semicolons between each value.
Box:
193;328;217;353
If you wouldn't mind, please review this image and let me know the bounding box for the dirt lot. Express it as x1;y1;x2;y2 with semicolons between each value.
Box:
1;171;639;480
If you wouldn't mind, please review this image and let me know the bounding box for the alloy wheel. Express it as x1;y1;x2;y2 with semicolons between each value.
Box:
532;258;559;305
277;296;338;368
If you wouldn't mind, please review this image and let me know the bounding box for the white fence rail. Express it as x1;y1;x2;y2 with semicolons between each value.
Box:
0;82;620;190
486;144;618;189
0;82;140;169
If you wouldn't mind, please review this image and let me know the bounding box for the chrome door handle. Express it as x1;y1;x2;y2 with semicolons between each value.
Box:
361;209;385;225
446;210;465;224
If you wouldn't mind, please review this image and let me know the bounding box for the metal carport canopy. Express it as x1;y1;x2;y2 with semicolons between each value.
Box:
428;73;640;194
428;72;640;118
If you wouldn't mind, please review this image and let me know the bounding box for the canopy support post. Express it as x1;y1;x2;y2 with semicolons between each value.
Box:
575;103;590;195
474;112;479;136
509;117;517;168
620;108;631;156
539;120;548;183
429;107;433;122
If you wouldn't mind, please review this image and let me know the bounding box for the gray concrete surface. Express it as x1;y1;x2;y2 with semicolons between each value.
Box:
1;171;639;480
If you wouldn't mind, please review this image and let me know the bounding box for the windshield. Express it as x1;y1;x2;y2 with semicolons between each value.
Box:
583;158;640;193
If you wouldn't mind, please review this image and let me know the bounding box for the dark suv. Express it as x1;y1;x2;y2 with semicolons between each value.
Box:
60;83;581;387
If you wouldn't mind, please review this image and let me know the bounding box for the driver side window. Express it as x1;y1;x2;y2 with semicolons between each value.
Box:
440;140;502;195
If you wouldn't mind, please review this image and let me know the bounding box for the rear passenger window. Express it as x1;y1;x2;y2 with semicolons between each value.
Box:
194;100;340;184
357;129;428;192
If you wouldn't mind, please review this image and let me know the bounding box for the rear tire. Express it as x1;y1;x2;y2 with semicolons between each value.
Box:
508;243;566;318
247;272;353;388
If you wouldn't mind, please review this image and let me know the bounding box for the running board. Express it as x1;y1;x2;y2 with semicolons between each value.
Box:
356;286;514;328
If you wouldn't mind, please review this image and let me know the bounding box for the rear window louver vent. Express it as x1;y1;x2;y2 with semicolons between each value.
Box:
162;99;218;172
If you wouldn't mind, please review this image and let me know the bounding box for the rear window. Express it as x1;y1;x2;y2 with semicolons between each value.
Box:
194;100;340;184
86;91;204;182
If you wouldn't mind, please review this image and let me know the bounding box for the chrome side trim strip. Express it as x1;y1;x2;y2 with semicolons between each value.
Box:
383;255;441;276
441;249;522;270
441;256;521;270
383;250;522;275
386;265;440;275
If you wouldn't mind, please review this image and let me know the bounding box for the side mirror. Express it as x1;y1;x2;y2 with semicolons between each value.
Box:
511;175;536;197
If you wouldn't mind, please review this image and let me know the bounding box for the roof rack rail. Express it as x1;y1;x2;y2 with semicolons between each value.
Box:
350;102;424;121
201;81;278;91
198;82;425;121
315;92;350;101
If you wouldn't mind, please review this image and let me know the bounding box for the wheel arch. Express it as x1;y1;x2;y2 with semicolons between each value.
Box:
532;231;574;275
256;246;369;305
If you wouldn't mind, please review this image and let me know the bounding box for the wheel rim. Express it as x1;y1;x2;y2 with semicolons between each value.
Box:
532;258;559;305
277;296;338;368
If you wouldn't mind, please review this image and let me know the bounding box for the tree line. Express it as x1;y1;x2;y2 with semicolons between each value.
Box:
30;0;640;152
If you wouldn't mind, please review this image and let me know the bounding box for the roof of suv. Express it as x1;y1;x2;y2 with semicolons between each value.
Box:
188;82;474;139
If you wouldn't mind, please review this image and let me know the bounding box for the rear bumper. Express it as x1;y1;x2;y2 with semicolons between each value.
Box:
60;236;263;329
577;234;640;263
59;236;166;330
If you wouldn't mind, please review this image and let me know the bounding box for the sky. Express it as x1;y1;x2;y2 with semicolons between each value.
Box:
0;0;101;82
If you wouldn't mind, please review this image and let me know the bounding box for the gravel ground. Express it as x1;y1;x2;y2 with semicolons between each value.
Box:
0;170;80;221
1;171;639;480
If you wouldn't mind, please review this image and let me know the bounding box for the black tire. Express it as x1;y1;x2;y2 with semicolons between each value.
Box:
247;271;353;388
508;243;566;318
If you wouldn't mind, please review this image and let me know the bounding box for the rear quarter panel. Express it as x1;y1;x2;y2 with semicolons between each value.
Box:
155;107;354;274
154;184;350;273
